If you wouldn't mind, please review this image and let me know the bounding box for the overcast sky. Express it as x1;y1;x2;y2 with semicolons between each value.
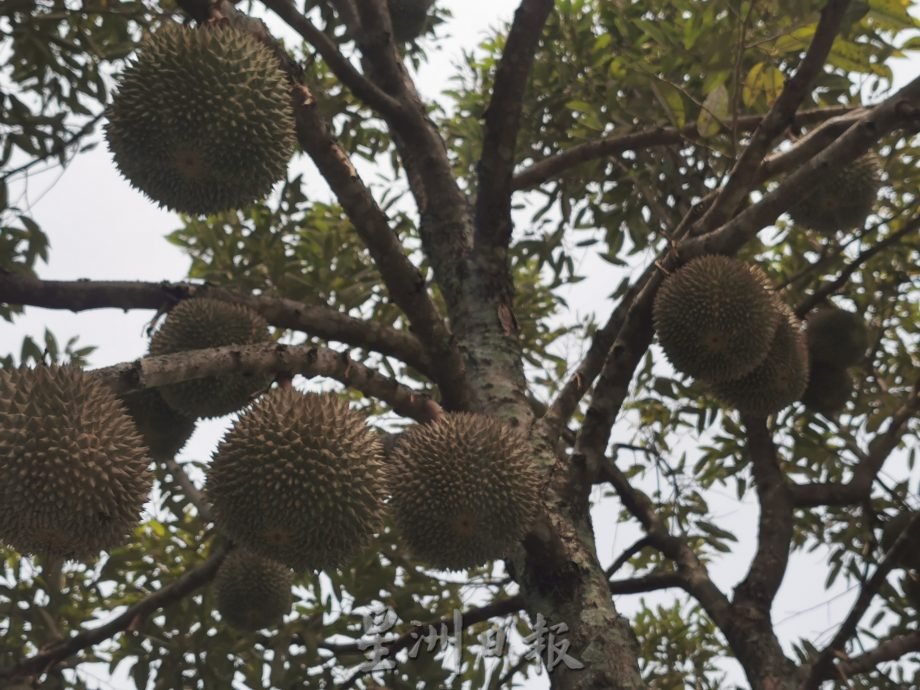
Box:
2;1;918;688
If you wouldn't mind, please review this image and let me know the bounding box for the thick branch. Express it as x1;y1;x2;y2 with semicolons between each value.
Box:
474;0;553;250
93;341;444;423
0;274;433;375
836;631;920;678
511;107;853;190
261;0;403;118
0;547;228;680
682;73;920;259
291;83;468;407
734;416;793;611
800;511;920;689
696;0;853;233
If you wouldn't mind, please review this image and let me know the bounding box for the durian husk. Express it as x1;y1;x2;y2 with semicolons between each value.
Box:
805;306;868;368
149;298;273;419
387;0;435;42
800;360;853;415
120;388;196;461
0;366;152;559
653;255;782;383
711;303;809;417
105;23;295;215
214;549;293;631
788;154;882;234
881;512;920;571
206;389;385;571
387;413;539;571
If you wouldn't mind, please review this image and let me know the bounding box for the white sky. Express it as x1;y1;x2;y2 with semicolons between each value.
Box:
1;1;918;688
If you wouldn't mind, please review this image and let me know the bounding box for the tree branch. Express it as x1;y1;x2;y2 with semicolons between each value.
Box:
789;381;920;507
510;107;854;191
800;511;920;689
682;73;920;259
162;457;213;522
93;341;444;423
733;416;793;611
0;273;433;375
695;0;853;234
474;0;553;251
0;547;228;680
260;0;404;118
836;631;920;678
795;216;920;317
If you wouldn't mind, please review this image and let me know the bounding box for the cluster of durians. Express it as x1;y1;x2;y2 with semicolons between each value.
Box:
800;305;868;415
0;306;540;630
653;255;810;416
104;2;437;215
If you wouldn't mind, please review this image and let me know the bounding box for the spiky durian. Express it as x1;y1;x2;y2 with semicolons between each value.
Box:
805;306;868;368
881;512;920;570
711;304;809;416
214;549;293;630
120;388;196;461
206;389;385;571
149;298;273;419
105;23;295;215
0;366;152;559
387;413;539;570
387;0;435;42
788;154;882;234
653;255;782;382
801;360;853;415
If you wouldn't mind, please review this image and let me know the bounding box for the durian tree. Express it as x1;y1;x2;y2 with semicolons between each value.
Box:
2;0;920;688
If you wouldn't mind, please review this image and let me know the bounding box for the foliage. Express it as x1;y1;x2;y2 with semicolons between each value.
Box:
1;0;919;688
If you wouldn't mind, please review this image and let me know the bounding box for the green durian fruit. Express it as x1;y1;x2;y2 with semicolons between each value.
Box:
149;298;273;419
214;549;293;631
711;304;809;417
120;388;196;461
881;511;920;570
387;0;435;42
105;22;295;215
653;255;782;382
788;154;882;234
801;360;853;415
206;389;385;571
0;366;152;559
806;306;868;367
387;413;539;570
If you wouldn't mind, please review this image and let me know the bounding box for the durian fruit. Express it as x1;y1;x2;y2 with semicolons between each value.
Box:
105;22;295;215
387;413;539;570
149;298;273;419
788;154;882;234
800;360;853;415
711;304;809;417
805;306;868;368
120;388;196;461
0;366;152;559
206;389;385;570
881;511;920;570
653;255;782;382
214;549;293;631
387;0;435;42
